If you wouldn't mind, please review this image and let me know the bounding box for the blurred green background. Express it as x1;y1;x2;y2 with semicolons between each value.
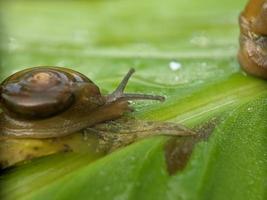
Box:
0;0;266;200
1;0;244;81
0;0;250;122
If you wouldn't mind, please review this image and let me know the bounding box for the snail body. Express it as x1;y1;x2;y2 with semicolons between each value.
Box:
0;67;164;139
238;0;267;79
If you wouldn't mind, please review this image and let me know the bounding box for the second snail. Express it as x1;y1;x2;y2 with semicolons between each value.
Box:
238;0;267;79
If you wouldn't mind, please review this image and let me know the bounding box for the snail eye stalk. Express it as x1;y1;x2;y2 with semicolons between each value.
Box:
106;68;165;103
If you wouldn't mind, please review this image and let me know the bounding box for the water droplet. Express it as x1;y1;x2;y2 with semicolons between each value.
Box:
169;61;182;71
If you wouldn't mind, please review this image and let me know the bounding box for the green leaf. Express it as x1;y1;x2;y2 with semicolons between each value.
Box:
0;0;266;200
1;97;267;200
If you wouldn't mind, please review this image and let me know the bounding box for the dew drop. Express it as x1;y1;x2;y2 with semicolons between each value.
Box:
169;61;182;71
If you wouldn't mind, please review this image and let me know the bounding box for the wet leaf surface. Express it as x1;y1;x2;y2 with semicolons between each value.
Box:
0;0;266;200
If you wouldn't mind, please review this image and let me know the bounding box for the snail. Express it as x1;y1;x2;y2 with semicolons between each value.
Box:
238;0;267;79
0;67;165;139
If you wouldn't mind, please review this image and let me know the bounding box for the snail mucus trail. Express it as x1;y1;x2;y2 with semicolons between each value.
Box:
238;0;267;79
0;67;165;139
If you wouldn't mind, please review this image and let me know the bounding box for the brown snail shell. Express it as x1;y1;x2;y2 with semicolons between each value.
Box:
0;67;165;139
238;0;267;79
0;67;99;118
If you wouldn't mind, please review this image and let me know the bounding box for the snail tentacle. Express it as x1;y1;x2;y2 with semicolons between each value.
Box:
106;68;165;103
112;68;135;95
119;93;165;102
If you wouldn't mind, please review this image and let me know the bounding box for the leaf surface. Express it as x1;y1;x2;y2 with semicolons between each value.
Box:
0;0;266;200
